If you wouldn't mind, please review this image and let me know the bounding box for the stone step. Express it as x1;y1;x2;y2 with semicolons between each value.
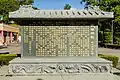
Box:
8;74;120;80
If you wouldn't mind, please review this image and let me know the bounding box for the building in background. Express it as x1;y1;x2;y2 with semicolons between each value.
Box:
0;15;19;45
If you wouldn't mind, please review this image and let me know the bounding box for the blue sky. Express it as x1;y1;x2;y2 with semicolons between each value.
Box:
33;0;85;10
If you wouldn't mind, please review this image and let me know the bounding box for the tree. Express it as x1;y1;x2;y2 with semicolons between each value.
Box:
64;4;71;10
0;0;34;23
17;0;34;5
81;0;120;44
32;6;39;10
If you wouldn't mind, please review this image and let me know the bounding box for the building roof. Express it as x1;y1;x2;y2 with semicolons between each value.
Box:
9;5;114;19
0;24;19;33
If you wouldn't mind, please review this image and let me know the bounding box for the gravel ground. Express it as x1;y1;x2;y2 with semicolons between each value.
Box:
98;48;120;57
0;43;20;54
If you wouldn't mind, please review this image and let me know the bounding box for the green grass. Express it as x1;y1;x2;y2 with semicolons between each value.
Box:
98;54;119;67
0;54;17;66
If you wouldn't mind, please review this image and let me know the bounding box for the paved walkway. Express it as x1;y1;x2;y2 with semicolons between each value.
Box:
0;74;119;80
8;74;120;80
0;66;8;76
99;48;120;57
98;48;120;64
0;43;20;54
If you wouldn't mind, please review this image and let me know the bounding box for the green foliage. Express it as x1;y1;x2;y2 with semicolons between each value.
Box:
17;0;34;5
9;23;20;27
81;0;120;44
0;0;34;23
3;14;9;24
104;31;112;43
104;43;120;49
0;0;19;23
32;6;39;10
98;54;119;67
114;32;120;45
115;37;120;45
98;31;103;42
104;29;110;32
0;54;17;66
64;4;71;10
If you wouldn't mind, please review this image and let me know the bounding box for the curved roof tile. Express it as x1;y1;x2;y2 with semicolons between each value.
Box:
9;5;114;19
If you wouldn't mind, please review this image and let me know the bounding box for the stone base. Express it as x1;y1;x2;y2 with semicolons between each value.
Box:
8;57;112;76
8;74;120;80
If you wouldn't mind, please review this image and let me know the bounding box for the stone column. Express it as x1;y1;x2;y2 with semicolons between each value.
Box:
1;30;4;43
6;32;9;45
16;33;18;41
10;32;13;43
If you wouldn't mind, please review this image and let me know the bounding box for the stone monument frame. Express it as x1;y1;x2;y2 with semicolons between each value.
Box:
8;5;114;75
19;19;98;57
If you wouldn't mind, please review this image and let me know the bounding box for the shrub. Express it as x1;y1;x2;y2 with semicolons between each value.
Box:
98;31;103;42
104;32;112;43
0;54;17;66
104;43;120;49
114;36;120;45
98;54;119;67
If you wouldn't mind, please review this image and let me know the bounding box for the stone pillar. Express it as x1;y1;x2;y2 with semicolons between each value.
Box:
10;32;13;43
6;32;10;45
111;20;114;44
1;30;4;43
16;33;18;41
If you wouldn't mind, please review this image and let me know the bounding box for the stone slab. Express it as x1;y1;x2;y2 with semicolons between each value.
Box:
62;74;120;80
9;57;112;64
8;57;112;75
8;74;120;80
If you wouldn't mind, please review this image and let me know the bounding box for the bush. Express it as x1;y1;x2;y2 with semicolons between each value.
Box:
0;54;17;66
104;32;112;43
114;36;120;45
104;43;120;49
98;31;103;42
98;54;119;67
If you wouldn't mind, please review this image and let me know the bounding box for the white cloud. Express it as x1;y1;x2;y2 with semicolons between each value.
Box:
70;8;77;10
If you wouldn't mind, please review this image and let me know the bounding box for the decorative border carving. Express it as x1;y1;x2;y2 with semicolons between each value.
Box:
9;63;112;75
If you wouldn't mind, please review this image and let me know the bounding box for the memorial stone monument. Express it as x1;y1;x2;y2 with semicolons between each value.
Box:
8;5;114;75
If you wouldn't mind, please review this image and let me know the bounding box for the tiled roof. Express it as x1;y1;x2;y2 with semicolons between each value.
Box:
9;5;114;19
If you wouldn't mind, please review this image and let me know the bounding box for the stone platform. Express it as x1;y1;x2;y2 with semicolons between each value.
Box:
8;74;120;80
8;57;112;76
